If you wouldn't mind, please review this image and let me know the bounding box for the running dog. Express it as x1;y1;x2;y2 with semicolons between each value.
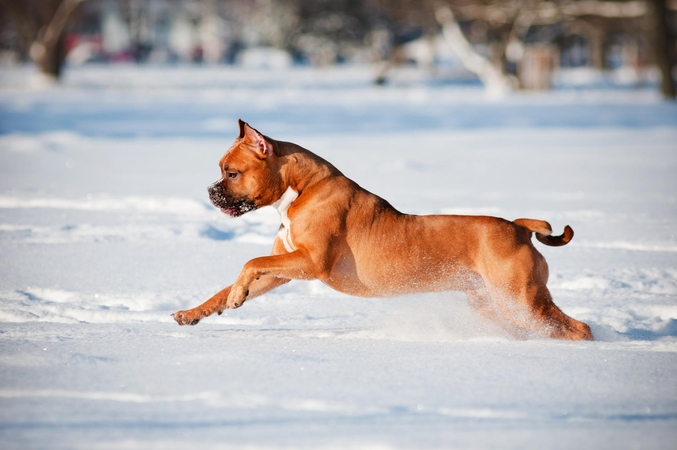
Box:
173;120;592;341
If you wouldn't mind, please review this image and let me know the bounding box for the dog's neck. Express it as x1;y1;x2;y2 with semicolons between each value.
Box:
276;141;343;194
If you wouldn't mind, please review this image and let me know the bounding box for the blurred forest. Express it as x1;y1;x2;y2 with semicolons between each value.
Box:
0;0;675;97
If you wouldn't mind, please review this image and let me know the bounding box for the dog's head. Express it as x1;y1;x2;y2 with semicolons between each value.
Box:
208;119;284;217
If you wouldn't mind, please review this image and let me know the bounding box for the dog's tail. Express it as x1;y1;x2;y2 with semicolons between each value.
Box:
513;218;574;247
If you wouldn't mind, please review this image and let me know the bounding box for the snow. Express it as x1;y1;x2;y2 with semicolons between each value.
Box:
0;65;676;449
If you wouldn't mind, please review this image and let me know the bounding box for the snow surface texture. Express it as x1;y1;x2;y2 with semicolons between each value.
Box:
0;65;676;449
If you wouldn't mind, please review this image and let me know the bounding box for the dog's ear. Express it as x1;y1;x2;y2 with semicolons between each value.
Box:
239;120;273;158
237;118;246;139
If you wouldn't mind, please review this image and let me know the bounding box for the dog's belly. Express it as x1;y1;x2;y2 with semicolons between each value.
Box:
315;213;490;297
323;254;484;298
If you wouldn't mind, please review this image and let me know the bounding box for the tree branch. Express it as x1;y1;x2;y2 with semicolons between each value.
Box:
30;0;87;63
561;1;648;18
454;1;649;24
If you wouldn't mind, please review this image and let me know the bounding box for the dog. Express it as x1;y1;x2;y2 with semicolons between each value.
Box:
173;119;593;341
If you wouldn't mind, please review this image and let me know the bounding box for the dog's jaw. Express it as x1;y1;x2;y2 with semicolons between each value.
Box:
220;202;257;217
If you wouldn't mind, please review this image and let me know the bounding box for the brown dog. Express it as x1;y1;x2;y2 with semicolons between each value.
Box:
173;120;593;341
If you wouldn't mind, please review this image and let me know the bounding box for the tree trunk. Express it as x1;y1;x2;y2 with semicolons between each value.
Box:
1;0;86;81
435;6;513;96
31;34;66;79
650;0;676;98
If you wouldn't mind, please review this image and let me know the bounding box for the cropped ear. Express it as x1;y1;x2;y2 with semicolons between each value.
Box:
237;118;246;139
239;119;273;158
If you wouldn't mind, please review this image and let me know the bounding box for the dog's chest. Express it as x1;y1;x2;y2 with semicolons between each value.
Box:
273;187;299;252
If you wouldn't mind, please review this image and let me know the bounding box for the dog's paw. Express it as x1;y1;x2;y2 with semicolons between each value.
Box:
172;310;202;326
226;286;249;309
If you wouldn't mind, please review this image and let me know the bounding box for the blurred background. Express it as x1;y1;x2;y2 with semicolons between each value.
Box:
0;0;675;97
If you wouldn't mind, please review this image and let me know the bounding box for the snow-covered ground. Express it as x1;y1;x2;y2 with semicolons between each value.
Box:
0;65;676;449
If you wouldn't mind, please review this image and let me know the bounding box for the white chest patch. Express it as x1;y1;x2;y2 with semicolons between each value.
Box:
272;187;298;252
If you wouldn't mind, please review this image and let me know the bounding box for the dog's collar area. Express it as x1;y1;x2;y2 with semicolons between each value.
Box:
273;187;298;252
272;186;298;217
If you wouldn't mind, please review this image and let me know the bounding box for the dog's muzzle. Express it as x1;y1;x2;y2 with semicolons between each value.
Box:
208;180;257;217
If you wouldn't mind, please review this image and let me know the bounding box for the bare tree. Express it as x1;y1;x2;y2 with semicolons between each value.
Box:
119;0;153;62
1;0;87;81
435;5;515;95
291;0;378;65
433;1;657;94
650;0;676;98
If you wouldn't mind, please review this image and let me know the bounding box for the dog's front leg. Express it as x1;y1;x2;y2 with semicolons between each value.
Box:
173;285;233;325
227;250;318;309
173;275;290;325
174;237;298;325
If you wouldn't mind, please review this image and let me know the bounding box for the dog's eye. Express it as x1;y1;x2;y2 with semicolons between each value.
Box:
227;171;239;179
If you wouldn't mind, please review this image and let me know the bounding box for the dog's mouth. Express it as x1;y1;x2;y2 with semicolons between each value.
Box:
218;200;257;217
208;181;259;217
220;206;240;217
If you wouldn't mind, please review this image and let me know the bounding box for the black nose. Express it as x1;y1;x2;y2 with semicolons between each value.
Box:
208;180;226;206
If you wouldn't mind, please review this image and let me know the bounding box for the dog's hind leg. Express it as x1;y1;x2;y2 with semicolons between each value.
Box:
466;288;529;339
480;248;593;341
492;282;593;341
483;279;593;341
